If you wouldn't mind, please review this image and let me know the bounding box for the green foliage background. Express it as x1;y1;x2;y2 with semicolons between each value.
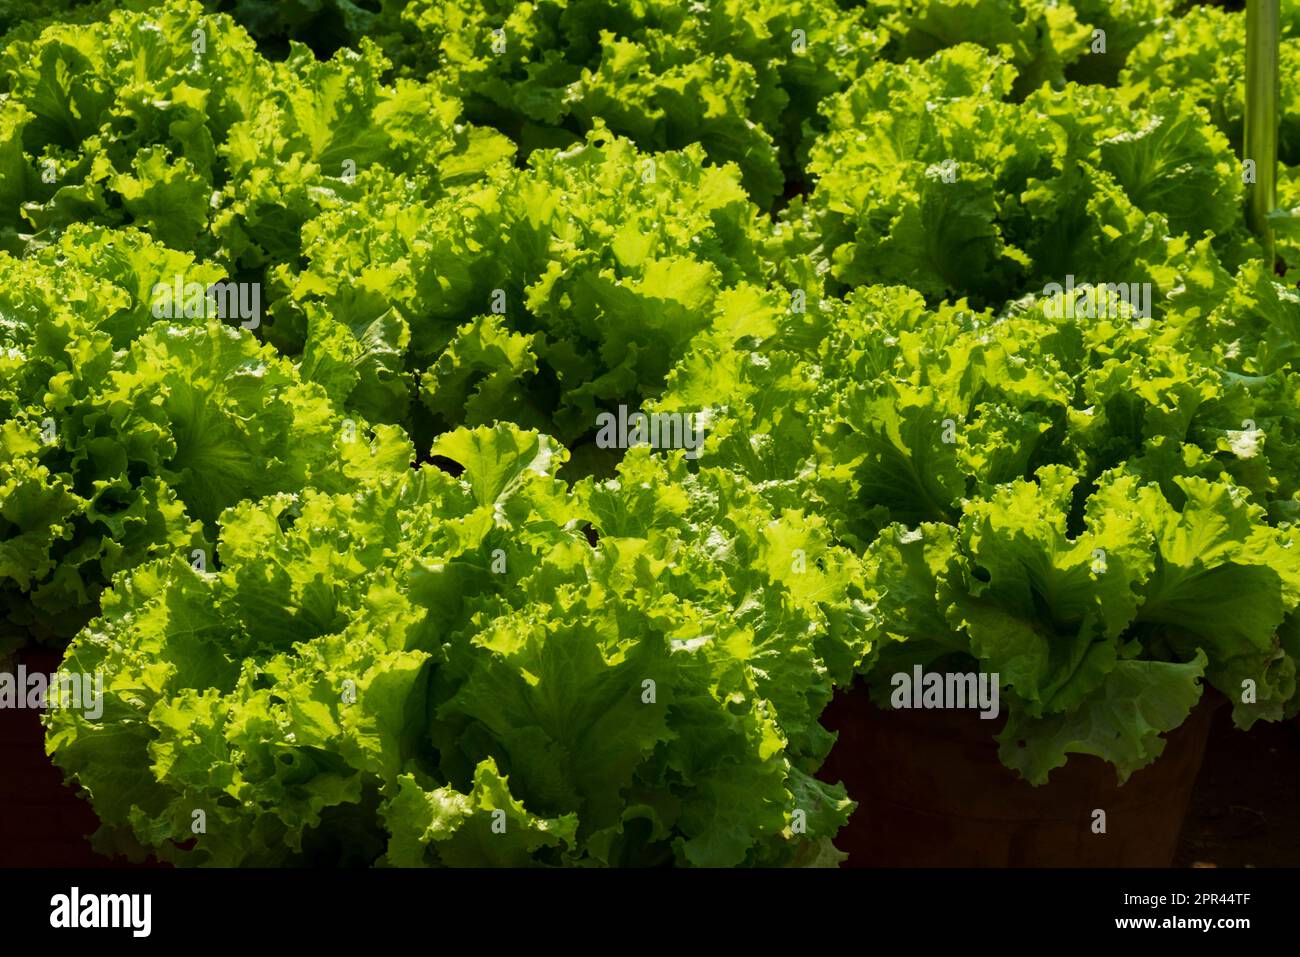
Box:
1;0;1298;865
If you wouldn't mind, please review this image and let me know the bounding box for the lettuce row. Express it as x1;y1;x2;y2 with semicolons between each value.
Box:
0;2;784;454
653;40;1300;769
378;0;888;205
657;262;1300;779
0;0;1191;217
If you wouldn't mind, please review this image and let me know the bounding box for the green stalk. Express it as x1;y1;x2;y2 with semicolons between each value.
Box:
1245;0;1281;267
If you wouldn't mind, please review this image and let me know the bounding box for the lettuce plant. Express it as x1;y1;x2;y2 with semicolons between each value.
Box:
797;44;1250;310
0;226;406;650
46;426;869;866
863;467;1299;784
0;0;511;260
277;125;774;452
1122;3;1300;166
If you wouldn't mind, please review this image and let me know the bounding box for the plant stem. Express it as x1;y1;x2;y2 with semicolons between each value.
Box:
1246;0;1281;267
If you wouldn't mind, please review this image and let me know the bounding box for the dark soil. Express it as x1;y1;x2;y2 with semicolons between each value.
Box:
1174;709;1300;867
0;650;159;868
0;671;111;867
